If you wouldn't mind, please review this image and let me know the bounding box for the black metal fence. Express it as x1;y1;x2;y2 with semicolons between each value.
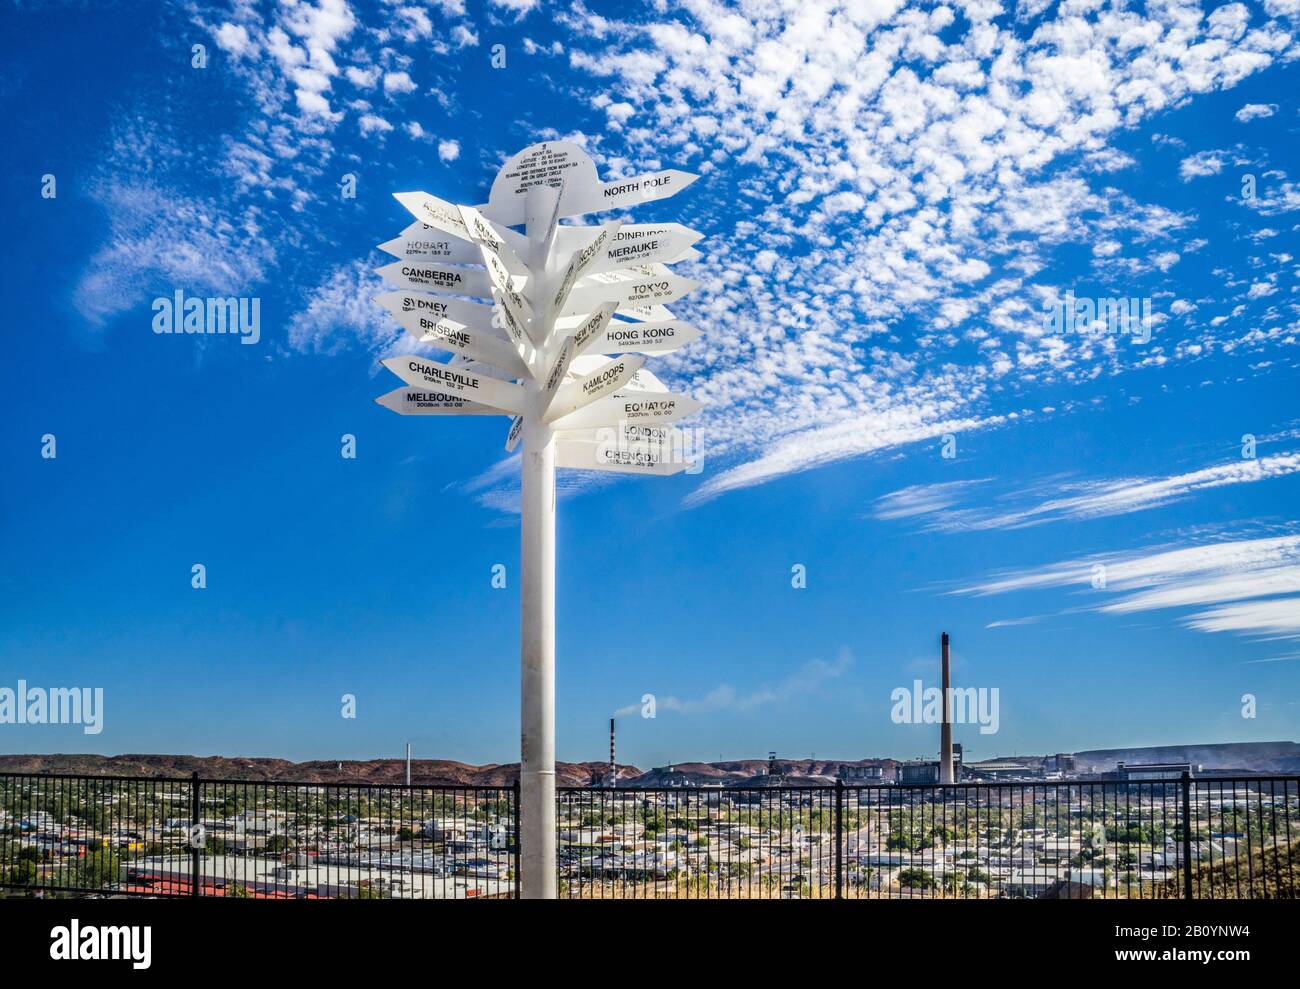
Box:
559;776;1299;899
3;772;1296;899
0;772;517;899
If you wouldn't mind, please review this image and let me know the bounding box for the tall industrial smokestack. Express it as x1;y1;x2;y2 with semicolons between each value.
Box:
939;632;954;784
609;718;616;788
405;742;411;786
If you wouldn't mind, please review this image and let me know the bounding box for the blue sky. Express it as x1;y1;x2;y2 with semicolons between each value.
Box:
2;0;1298;769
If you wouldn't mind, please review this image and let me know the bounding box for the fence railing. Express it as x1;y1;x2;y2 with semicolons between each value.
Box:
0;772;517;899
2;772;1296;899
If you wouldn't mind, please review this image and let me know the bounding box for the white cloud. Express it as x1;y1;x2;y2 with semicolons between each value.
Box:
295;88;339;119
80;0;1300;519
489;0;539;15
287;260;397;355
954;535;1300;641
1235;102;1277;122
383;71;417;95
73;122;277;326
346;65;380;89
875;452;1300;532
558;0;1293;503
1179;150;1226;181
214;23;254;57
873;479;990;520
688;412;1005;506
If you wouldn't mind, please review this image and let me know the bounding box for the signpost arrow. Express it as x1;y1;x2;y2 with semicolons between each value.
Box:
491;287;538;357
374;291;502;338
393;191;473;242
555;435;691;475
540;336;575;412
543;354;645;423
376;260;497;300
561;267;699;314
375;385;504;417
481;249;539;349
380;355;525;414
504;414;525;452
555;221;701;258
559;422;683;444
458;204;528;276
392;308;529;378
548;221;621;319
551;302;618;355
550;390;704;430
379;223;484;264
571;167;700;216
586;225;703;275
615;302;677;323
447;354;522;382
579;318;700;356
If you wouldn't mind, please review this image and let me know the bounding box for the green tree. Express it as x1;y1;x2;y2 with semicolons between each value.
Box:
76;842;121;888
897;868;936;889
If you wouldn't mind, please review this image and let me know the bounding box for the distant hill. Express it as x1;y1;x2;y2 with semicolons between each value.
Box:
1071;741;1300;775
0;753;631;787
0;742;1295;785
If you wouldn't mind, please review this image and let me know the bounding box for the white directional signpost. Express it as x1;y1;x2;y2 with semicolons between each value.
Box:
371;142;704;898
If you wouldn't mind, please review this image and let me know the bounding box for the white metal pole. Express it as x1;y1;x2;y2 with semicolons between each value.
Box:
519;183;559;898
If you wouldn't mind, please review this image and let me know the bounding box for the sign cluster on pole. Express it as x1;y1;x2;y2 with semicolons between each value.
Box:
370;142;704;898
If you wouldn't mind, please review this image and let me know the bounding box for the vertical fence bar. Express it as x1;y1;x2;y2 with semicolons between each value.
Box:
514;779;522;899
1181;771;1193;900
189;772;201;898
835;779;844;900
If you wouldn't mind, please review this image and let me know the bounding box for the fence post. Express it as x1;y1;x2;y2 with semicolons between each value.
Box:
1180;771;1193;900
190;771;201;898
513;779;522;900
835;779;844;900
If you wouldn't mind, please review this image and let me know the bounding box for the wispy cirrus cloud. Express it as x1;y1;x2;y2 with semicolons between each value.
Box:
74;117;280;326
873;451;1300;532
873;478;992;520
955;534;1300;641
287;259;394;355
